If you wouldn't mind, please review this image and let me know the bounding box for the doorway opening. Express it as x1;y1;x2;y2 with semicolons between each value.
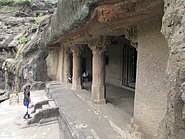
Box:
122;42;137;88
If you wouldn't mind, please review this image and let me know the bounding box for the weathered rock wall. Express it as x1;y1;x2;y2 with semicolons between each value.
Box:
56;47;64;82
19;0;185;138
45;0;91;45
47;48;59;80
134;17;169;139
1;0;57;92
161;0;185;139
106;44;122;86
11;26;49;92
44;0;121;45
2;0;185;138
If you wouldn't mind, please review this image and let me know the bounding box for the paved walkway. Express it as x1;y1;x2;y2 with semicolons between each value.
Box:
0;90;60;139
47;82;137;139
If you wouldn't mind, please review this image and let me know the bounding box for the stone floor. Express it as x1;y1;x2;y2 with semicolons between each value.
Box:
47;81;136;139
82;82;134;130
0;90;61;139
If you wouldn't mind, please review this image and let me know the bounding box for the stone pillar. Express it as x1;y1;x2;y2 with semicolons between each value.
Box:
91;47;106;104
89;36;110;104
71;45;82;90
63;48;71;83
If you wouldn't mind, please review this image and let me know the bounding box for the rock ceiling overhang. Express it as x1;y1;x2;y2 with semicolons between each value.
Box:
49;0;164;47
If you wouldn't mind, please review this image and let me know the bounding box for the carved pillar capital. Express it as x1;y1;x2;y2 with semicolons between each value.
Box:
61;42;72;54
70;44;82;56
88;36;111;54
64;47;72;54
125;26;138;49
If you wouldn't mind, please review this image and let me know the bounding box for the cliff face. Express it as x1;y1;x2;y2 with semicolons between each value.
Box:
44;0;109;45
45;1;184;139
20;0;102;88
161;0;185;139
2;0;185;138
0;0;56;92
6;0;151;91
1;0;102;90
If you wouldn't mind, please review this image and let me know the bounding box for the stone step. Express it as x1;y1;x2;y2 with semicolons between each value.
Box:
27;107;59;125
30;108;41;118
48;100;56;108
39;117;58;124
42;104;50;109
35;108;42;113
27;99;59;125
34;99;53;109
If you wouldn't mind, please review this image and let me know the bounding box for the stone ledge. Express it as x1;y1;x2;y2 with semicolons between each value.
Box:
58;109;79;139
46;83;134;139
27;98;59;125
0;95;8;103
27;107;59;124
49;91;81;139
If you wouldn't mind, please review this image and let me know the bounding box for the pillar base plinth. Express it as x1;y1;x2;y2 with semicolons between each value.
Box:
72;77;82;90
63;73;69;83
91;85;106;105
92;99;106;105
72;85;82;90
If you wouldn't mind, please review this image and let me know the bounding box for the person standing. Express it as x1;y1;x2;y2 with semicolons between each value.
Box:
23;85;31;119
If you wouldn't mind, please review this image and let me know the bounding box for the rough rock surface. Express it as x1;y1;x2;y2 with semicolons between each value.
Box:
44;0;120;45
161;0;185;139
44;0;185;139
2;0;185;138
23;0;185;139
0;0;57;92
0;7;31;91
44;0;163;46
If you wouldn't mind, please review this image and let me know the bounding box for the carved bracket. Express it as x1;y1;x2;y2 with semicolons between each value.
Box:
63;46;72;54
125;26;138;49
88;36;111;54
70;44;83;56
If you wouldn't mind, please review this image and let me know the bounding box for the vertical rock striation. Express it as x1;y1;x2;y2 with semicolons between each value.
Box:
162;0;185;139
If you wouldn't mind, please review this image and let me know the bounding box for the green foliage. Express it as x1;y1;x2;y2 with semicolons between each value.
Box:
18;37;30;44
0;6;17;13
14;0;32;3
0;0;32;5
6;58;17;73
0;0;12;3
15;44;25;59
35;13;45;24
38;13;44;17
